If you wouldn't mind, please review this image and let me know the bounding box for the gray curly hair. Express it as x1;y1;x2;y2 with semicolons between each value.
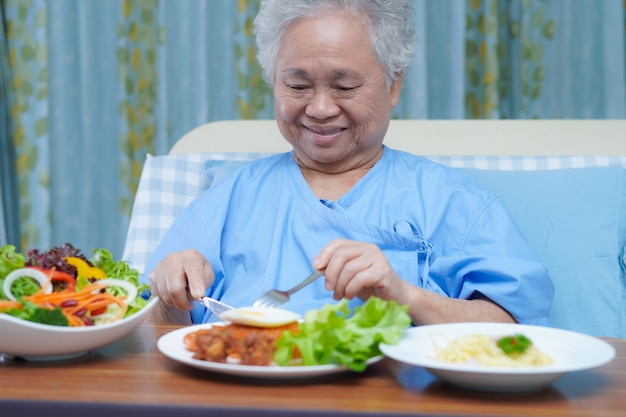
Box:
254;0;416;87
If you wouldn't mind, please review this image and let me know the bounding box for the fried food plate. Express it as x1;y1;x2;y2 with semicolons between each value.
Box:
157;323;383;379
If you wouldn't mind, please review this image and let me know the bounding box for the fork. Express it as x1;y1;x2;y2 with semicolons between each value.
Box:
253;270;324;309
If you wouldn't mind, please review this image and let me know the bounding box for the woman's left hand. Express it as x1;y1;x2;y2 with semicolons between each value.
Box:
313;239;411;304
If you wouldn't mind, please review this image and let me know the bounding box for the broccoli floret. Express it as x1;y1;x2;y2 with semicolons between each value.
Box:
29;307;70;326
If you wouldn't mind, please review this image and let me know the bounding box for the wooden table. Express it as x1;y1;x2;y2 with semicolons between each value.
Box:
1;323;624;417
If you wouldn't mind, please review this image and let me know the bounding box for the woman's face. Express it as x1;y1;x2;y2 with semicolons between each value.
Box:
273;12;402;174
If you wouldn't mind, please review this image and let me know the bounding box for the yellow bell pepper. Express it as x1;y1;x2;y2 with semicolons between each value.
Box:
65;256;106;280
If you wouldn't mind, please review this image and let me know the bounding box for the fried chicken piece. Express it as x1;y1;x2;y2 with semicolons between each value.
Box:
184;322;299;366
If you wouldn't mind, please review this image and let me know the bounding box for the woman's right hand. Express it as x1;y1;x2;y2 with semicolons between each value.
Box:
148;249;215;312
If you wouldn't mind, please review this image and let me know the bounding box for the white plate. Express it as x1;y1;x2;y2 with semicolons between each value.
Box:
158;323;383;379
379;322;615;392
0;297;159;360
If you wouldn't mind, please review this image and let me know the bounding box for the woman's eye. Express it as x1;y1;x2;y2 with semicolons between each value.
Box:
288;85;309;91
336;86;356;92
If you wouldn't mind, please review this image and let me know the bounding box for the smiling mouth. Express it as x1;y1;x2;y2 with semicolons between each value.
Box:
305;125;346;136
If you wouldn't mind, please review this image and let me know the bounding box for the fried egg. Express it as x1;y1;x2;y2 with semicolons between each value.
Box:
220;307;301;328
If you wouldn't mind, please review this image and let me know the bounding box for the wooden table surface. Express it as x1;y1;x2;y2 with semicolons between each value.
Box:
1;323;624;417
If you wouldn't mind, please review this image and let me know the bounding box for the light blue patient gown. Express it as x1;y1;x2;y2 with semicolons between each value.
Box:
141;147;554;325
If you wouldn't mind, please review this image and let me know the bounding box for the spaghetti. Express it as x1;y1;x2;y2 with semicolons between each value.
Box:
434;333;554;367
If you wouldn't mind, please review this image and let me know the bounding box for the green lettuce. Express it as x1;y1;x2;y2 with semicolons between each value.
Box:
89;248;150;316
274;296;411;371
0;245;26;300
3;300;69;326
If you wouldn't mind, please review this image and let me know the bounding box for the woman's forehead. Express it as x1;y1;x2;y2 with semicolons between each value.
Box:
276;13;376;68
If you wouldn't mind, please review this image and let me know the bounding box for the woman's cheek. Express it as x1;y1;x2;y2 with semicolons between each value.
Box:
275;95;299;122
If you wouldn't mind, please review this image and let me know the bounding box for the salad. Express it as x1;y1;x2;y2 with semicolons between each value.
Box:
274;297;412;371
0;243;149;327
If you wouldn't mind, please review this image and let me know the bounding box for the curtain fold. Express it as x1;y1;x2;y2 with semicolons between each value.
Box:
1;0;625;258
0;0;19;247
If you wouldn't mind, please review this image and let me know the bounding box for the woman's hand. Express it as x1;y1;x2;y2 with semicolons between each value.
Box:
313;239;411;304
148;249;214;312
313;239;516;325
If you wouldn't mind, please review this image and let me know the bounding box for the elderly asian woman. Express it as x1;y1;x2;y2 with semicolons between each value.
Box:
142;0;554;325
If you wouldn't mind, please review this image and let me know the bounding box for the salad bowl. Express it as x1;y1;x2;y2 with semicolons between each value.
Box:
0;296;158;360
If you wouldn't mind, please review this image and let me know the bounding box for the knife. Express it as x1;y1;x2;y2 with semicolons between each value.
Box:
194;296;235;318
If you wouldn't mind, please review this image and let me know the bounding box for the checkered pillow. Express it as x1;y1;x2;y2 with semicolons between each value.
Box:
122;152;270;272
427;155;626;170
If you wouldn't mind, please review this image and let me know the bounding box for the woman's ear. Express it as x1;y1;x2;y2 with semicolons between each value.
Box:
390;72;403;108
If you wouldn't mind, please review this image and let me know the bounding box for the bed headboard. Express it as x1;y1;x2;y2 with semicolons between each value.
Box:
169;119;626;156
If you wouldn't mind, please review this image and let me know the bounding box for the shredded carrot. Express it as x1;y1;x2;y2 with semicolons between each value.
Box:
26;283;107;304
22;282;128;327
63;293;128;321
0;300;22;311
66;314;84;327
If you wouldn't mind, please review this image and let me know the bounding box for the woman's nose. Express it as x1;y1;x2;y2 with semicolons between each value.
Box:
305;90;340;119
